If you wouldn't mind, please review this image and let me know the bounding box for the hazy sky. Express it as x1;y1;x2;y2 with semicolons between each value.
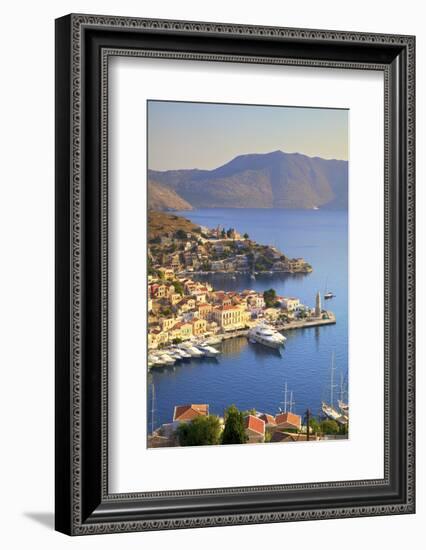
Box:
148;100;348;171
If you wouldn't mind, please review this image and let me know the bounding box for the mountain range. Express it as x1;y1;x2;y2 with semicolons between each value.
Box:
148;150;348;210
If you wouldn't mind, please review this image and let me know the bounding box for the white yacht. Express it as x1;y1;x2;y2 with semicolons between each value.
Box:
179;343;204;357
148;353;164;367
321;402;342;422
167;350;183;361
338;400;349;416
196;344;221;357
247;323;286;349
155;352;175;366
171;347;191;360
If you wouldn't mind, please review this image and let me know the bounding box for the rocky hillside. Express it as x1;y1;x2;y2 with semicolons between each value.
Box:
148;150;348;209
148;211;199;240
148;180;192;211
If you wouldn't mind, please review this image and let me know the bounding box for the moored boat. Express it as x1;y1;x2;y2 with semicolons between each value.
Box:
196;344;221;357
179;342;204;357
247;323;286;349
155;352;175;366
321;352;348;425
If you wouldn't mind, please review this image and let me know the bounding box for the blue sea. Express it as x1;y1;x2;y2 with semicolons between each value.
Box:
148;208;348;430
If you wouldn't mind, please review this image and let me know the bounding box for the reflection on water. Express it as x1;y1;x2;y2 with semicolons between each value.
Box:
248;341;283;359
221;336;248;357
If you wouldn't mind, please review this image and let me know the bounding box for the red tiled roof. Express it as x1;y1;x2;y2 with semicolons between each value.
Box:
173;404;209;422
259;413;276;426
271;431;309;443
244;415;265;435
275;412;301;428
220;305;239;311
173;322;192;330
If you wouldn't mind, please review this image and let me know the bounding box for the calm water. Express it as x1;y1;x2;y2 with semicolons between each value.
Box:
148;208;348;430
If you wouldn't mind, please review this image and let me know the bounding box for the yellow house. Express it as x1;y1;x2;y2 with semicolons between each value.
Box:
211;305;248;331
198;303;212;319
148;332;158;349
170;322;193;341
190;318;207;336
160;316;176;331
157;267;175;280
169;293;182;306
153;284;167;298
281;297;300;311
148;329;169;349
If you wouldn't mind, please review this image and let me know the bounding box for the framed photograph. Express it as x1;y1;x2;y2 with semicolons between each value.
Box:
55;14;415;535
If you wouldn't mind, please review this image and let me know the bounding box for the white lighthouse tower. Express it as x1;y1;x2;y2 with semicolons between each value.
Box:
315;291;322;317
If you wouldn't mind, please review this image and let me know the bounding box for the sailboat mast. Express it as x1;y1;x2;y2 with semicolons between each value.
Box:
330;352;335;407
289;390;295;413
282;382;288;413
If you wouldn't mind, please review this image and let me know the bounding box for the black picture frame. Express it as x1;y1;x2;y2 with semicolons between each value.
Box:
55;13;415;535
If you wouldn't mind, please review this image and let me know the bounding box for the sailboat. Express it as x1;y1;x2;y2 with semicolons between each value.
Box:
278;383;296;414
321;352;347;424
338;371;349;418
324;276;335;300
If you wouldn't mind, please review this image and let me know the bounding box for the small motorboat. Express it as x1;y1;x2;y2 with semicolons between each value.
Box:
196;344;221;357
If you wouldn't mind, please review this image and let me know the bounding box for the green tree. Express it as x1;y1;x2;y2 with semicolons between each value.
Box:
221;228;226;238
177;415;222;446
263;288;277;307
308;417;320;434
222;405;248;444
242;408;257;417
320;419;340;435
243;232;249;239
172;280;184;295
226;228;234;238
339;422;349;436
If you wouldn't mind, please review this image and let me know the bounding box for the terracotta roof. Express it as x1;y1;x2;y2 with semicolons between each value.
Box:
220;305;239;311
275;412;302;428
173;404;209;422
271;431;309;443
244;415;265;435
172;321;192;330
259;413;276;426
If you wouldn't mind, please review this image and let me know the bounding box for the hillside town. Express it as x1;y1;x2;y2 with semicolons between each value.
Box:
148;211;312;277
148;402;348;448
147;212;326;355
148;268;334;354
147;211;344;447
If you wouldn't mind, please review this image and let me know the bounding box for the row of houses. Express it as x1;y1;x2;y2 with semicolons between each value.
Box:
148;403;304;447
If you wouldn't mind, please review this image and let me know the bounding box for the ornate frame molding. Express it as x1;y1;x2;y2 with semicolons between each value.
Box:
55;14;415;535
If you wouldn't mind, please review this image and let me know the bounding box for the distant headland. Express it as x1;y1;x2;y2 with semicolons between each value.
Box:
148;150;348;211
